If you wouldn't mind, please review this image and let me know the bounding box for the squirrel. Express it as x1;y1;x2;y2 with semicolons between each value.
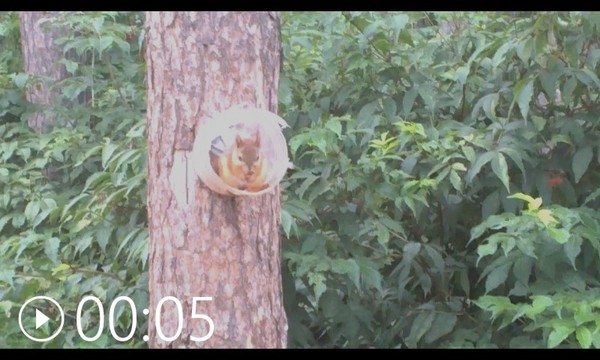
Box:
212;129;269;192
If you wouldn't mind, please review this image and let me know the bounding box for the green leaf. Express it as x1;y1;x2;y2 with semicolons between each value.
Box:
24;201;40;222
482;93;499;121
500;236;516;256
512;256;533;286
516;38;532;63
482;191;500;219
424;313;457;344
514;78;534;121
0;301;13;318
485;261;512;294
574;69;600;90
452;162;467;172
492;41;513;70
309;272;326;304
576;327;592;349
390;13;409;33
466;151;495;183
281;210;293;238
473;295;514;321
477;241;499;262
398;29;414;47
455;65;469;86
0;269;15;287
547;227;569;244
449;170;462;192
534;32;549;60
110;148;141;171
583;187;600;206
72;218;92;234
101;141;119;169
331;259;360;289
0;167;8;183
563;237;582;269
0;216;10;233
357;101;378;127
500;147;526;178
64;59;78;74
82;172;110;193
417;85;435;109
572;146;593;183
296;173;319;199
403;242;421;262
539;59;564;99
96;225;111;252
402;88;419;116
91;16;105;34
515;237;537;259
548;325;574;348
114;38;131;54
382;97;396;120
462;145;475;163
12;73;29;88
44;237;60;264
508;193;542;211
373;37;390;54
12;214;25;228
530;296;553;315
424;245;445;274
325;118;342;138
405;311;436;348
61;193;91;220
362;266;383;294
491;153;510;192
97;36;114;55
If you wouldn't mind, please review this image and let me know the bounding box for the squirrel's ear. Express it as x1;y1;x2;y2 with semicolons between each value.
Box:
235;134;244;147
254;129;261;146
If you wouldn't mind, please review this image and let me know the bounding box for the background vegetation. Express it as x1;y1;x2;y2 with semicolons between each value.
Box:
1;11;600;348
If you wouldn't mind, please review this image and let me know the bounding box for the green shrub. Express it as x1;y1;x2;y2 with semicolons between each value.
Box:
279;11;600;348
0;11;147;348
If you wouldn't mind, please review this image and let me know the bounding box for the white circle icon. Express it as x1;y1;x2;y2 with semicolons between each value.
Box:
18;296;65;343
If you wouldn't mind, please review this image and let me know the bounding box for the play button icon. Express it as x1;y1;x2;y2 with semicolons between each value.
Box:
35;309;50;329
18;296;64;342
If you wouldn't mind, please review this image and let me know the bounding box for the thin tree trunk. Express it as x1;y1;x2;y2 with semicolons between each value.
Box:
19;11;67;133
145;11;287;348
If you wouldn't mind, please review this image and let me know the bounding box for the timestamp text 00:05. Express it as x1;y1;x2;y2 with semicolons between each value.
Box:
76;295;215;343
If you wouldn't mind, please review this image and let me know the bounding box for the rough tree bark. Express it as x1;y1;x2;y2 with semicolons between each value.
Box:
145;12;287;348
19;12;67;133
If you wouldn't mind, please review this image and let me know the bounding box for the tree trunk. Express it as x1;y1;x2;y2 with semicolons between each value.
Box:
145;12;287;348
19;11;67;133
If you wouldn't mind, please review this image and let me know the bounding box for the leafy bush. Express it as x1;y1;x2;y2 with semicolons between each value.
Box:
473;194;600;348
0;11;147;348
279;11;600;348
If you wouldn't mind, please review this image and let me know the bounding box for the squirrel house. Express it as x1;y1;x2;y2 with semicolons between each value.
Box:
192;107;292;196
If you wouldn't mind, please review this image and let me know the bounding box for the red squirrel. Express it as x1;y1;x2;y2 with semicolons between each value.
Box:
212;129;269;192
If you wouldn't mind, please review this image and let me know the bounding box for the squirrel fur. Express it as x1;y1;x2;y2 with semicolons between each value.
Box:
212;129;269;192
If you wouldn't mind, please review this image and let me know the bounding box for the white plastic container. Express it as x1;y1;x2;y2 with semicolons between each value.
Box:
192;106;291;196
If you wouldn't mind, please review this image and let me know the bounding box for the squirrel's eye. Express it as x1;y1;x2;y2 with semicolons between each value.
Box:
238;156;243;161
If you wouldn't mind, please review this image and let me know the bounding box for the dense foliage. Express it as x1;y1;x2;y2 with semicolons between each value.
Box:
1;11;599;348
279;12;600;348
0;12;148;348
